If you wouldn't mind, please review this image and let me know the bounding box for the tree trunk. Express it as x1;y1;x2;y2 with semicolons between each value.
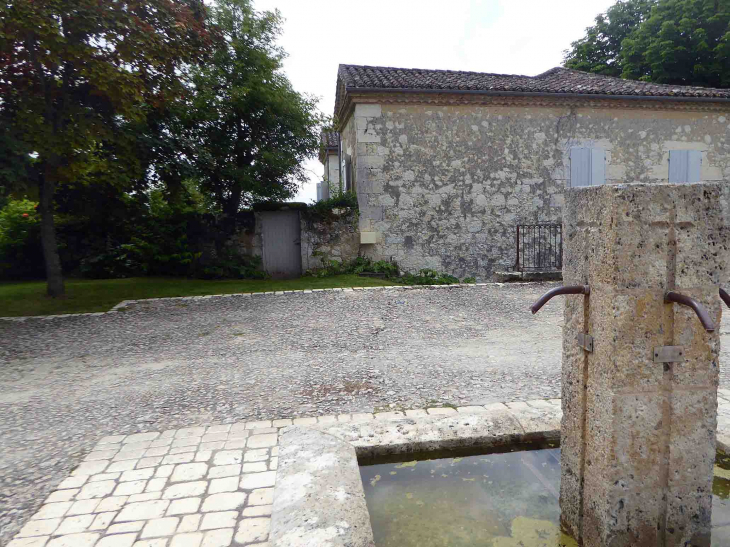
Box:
39;162;65;297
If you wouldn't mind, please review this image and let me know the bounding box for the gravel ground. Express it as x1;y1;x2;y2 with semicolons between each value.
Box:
1;282;729;545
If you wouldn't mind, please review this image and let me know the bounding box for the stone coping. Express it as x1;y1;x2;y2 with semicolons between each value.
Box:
8;393;730;547
0;282;516;322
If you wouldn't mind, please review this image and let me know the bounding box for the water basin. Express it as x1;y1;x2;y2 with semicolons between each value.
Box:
360;445;730;547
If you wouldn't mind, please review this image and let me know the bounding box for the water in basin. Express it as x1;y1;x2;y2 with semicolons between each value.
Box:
360;446;730;547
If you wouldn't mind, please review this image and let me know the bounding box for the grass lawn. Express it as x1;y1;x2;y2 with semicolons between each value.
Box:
0;275;397;317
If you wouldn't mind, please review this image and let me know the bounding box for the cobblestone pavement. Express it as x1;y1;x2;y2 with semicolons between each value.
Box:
2;283;730;545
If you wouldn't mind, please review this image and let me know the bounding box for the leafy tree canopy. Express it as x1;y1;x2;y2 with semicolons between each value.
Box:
564;0;730;87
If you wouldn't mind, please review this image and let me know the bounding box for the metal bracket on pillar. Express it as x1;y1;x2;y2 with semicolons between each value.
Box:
720;287;730;308
664;291;716;332
577;332;594;352
653;345;685;363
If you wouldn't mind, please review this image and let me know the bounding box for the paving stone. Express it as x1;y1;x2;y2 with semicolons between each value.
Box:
270;448;278;457
241;462;267;474
163;482;207;500
124;441;153;451
114;450;146;462
242;505;271;517
95;497;128;513
222;440;247;450
271;419;292;427
172;438;201;449
316;415;337;425
155;465;175;478
124;433;159;444
150;438;174;448
107;461;138;473
234;518;270;544
201;433;228;443
107;521;145;535
375;411;405;420
85;450;119;462
291;417;316;426
170;463;207;483
200;511;237;531
46;533;100;546
77;480;116;500
67;499;100;516
144;447;169;458
268;458;277;472
176;427;206;439
32;502;72;520
128;492;161;503
247;488;273;507
336;414;352;423
89;512;117;531
146;478;167;493
195;451;212;463
141;517;179;538
199;442;225;451
166;497;201;516
56;514;95;535
17;518;61;538
240;472;275;490
427;407;457;415
208;477;238;494
114;480;147;496
58;476;88;490
90;473;121;483
455;406;488;413
206;425;231;434
177;514;201;533
227;430;249;440
242;450;268;463
207;465;240;479
169;446;197;456
99;435;126;445
134;539;168;547
162;454;195;466
116;500;170;522
351;413;374;422
7;538;51;547
170;532;203;547
245;421;271;430
97;533;137;546
201;493;246;512
73;462;109;476
137;457;164;469
212;451;242;466
201;528;233;547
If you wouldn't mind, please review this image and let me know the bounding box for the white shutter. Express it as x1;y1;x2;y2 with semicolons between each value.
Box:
669;150;689;183
591;148;606;186
687;150;702;182
570;147;591;187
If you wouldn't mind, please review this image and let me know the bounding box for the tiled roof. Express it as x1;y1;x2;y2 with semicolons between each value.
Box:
335;64;730;115
321;131;339;149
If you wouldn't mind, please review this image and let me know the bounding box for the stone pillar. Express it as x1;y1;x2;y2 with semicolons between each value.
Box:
560;183;727;547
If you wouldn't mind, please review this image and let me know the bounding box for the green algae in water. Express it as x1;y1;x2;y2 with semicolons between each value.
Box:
360;448;730;547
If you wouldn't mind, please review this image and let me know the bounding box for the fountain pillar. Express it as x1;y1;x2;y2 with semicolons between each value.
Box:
559;183;725;546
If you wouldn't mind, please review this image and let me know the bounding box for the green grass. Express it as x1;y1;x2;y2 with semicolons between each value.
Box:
0;275;397;317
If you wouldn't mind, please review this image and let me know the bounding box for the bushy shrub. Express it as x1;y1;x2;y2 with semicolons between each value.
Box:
400;268;460;285
199;250;266;280
0;199;44;279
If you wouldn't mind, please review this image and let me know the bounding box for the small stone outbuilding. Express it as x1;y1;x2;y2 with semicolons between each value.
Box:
328;64;730;279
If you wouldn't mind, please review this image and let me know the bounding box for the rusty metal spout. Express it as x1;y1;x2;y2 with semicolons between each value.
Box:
720;288;730;309
530;285;590;315
665;291;715;332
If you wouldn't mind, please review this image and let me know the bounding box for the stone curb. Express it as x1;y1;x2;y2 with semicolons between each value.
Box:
0;281;531;322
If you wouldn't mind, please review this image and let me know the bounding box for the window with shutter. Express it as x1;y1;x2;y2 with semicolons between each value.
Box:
669;150;702;183
570;147;605;187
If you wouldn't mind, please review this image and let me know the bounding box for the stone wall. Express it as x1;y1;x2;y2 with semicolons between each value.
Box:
340;100;730;280
300;208;360;272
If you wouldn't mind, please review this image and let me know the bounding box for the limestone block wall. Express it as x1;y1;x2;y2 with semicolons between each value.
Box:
340;100;730;279
300;208;360;272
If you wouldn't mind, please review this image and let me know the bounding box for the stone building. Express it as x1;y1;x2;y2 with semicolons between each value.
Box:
316;131;341;201
328;64;730;279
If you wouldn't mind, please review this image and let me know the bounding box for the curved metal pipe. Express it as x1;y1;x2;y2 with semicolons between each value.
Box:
665;292;715;332
720;288;730;309
530;285;590;315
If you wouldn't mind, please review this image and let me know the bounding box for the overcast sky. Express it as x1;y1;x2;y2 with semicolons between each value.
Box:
252;0;616;203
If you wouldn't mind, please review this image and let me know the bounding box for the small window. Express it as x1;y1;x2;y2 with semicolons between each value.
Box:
669;150;702;183
570;147;605;187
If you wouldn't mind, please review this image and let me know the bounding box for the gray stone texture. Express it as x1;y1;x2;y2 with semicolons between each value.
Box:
270;427;375;547
339;100;730;280
561;182;727;547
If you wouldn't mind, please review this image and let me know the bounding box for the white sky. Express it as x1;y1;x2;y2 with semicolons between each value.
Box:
252;0;616;203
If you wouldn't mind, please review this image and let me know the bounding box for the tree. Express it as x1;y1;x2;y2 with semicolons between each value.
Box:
0;0;211;296
184;0;325;239
564;0;730;87
564;0;656;77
